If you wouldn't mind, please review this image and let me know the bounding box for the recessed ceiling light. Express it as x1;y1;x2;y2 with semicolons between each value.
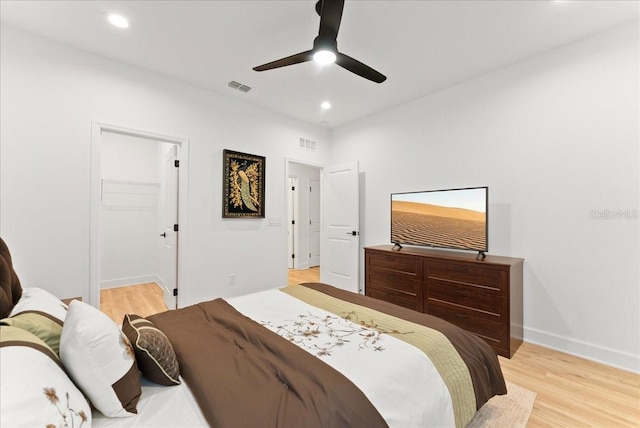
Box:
321;101;331;110
313;50;336;65
107;13;130;29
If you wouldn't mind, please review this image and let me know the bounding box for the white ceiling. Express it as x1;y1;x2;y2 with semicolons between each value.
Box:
1;1;638;129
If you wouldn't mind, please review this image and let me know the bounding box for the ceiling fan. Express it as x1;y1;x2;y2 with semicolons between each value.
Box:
253;0;386;84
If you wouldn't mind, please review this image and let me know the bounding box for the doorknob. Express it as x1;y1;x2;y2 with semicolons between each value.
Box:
160;233;166;238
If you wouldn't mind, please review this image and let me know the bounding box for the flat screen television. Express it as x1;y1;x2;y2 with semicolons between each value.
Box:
390;186;488;256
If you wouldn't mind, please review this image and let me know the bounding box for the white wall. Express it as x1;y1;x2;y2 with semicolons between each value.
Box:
1;21;637;373
331;22;639;372
0;25;330;306
99;132;162;288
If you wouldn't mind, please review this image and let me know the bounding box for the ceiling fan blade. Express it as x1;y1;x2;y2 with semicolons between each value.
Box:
336;52;387;83
316;0;345;41
253;50;314;72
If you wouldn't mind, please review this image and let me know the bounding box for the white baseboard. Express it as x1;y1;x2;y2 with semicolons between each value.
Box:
524;326;639;374
294;261;310;270
100;274;161;290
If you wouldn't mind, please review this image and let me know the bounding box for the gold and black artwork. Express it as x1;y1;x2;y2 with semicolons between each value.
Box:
223;149;265;218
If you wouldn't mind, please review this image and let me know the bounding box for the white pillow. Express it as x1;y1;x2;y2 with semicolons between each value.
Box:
9;287;68;322
60;300;141;417
0;325;92;427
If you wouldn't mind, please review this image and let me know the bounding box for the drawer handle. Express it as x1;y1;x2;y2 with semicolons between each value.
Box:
453;289;469;296
453;266;468;272
455;313;469;319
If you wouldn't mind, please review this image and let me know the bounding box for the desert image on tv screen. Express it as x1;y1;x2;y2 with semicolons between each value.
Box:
391;189;487;251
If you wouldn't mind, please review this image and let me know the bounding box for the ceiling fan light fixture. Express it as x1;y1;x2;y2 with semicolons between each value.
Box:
252;0;386;83
313;50;336;65
107;13;130;29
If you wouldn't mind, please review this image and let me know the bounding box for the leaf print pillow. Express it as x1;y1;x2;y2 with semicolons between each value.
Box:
0;325;91;427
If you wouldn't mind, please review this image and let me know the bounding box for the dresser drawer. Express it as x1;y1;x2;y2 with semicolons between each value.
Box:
427;279;503;316
367;253;420;278
366;286;421;311
425;261;505;291
429;302;506;348
368;271;420;295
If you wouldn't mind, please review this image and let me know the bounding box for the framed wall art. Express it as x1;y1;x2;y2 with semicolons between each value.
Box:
222;149;265;218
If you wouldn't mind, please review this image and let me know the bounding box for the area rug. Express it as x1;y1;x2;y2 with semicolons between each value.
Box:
467;381;537;428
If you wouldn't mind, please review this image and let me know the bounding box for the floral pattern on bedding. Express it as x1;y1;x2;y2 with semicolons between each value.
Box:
261;310;412;357
44;387;88;428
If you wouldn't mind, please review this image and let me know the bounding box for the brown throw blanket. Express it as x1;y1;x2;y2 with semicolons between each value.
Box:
298;283;507;409
148;298;387;428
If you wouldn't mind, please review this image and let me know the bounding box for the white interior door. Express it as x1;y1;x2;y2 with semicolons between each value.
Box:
321;162;360;293
161;145;179;309
309;178;321;267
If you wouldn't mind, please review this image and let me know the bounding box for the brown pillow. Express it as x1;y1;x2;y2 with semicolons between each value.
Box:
0;237;23;319
122;314;181;386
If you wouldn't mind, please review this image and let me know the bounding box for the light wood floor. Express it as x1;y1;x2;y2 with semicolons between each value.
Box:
101;268;320;323
101;271;639;427
500;342;639;427
288;266;320;285
100;282;168;326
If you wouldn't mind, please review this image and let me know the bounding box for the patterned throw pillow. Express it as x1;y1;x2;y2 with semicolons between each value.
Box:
0;325;91;427
122;314;181;386
60;300;141;417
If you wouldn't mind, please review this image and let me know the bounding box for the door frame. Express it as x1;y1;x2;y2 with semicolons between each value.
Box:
89;122;189;308
287;177;298;269
285;158;323;272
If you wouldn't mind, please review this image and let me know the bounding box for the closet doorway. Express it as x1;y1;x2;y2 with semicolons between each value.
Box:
287;161;321;283
90;123;189;311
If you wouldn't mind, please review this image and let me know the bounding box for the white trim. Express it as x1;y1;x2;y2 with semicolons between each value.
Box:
289;176;300;269
90;122;189;308
284;157;324;170
524;326;640;374
100;274;162;290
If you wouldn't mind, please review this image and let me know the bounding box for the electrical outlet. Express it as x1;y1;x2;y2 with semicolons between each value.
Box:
229;274;236;285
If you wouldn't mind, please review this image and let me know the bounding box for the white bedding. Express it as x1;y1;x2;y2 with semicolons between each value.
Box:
92;376;208;428
93;288;456;427
227;289;455;428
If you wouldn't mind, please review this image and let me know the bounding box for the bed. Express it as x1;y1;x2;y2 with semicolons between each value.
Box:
0;237;506;428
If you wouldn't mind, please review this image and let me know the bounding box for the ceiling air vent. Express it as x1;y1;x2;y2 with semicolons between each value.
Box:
299;137;317;152
228;81;252;93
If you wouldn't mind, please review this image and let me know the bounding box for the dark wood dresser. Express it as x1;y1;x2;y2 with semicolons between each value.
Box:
364;245;523;358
